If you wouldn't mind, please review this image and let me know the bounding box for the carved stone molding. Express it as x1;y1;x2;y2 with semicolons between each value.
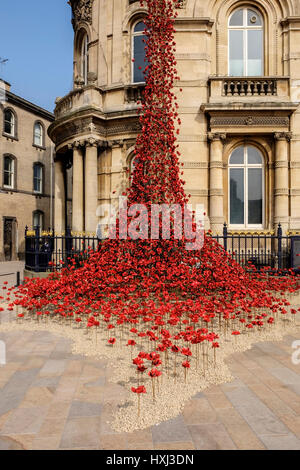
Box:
210;161;223;169
274;161;289;168
209;189;224;197
274;132;293;141
185;189;209;197
290;161;300;169
274;189;289;196
207;132;226;142
211;116;289;128
183;162;208;169
210;217;224;224
69;0;94;28
290;189;300;196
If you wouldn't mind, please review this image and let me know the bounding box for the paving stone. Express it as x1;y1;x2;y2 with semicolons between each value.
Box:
68;401;102;418
188;423;237;450
39;359;67;377
152;415;192;444
59;416;101;449
259;433;300;450
224;386;292;436
0;406;48;435
269;367;300;385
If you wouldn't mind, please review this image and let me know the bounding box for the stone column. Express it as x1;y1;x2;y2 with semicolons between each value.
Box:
274;132;291;233
54;159;65;234
71;143;84;232
85;139;98;233
208;133;226;233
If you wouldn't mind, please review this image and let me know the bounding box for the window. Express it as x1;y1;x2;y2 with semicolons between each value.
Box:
229;146;264;228
130;155;140;184
132;20;147;83
33;122;44;147
33;163;43;193
3;156;15;188
4;109;15;137
229;8;263;76
81;34;89;85
33;211;44;230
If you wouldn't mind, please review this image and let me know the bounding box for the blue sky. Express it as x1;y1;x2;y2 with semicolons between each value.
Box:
0;0;74;112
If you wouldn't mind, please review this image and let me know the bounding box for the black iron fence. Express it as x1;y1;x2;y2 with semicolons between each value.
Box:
25;224;300;274
25;226;99;273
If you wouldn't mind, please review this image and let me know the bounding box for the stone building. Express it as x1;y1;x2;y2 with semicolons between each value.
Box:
0;80;54;260
49;0;300;236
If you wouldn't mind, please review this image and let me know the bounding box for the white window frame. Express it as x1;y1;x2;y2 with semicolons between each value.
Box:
228;146;265;230
131;19;146;84
33;163;43;194
34;122;43;147
4;110;15;137
81;34;89;85
3;156;14;189
228;7;264;77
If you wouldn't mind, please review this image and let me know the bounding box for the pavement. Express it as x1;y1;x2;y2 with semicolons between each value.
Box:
0;262;24;289
0;305;300;450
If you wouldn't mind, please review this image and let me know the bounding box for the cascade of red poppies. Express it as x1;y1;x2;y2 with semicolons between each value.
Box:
11;0;300;409
128;0;186;207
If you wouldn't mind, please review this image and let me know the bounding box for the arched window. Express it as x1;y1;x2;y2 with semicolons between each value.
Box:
81;34;89;85
33;210;44;230
33;163;43;193
33;122;44;147
3;155;15;189
229;8;263;76
229;146;264;227
132;20;147;83
4;109;16;137
130;155;140;184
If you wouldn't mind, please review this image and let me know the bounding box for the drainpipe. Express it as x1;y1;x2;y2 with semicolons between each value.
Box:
50;143;54;229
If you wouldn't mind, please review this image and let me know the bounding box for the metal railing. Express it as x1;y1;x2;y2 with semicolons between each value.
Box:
24;224;300;274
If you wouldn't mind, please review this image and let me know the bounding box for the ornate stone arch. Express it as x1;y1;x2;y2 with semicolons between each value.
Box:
196;0;290;76
122;7;148;84
223;137;273;228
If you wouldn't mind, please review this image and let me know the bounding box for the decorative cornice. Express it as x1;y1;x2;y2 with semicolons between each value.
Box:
211;116;290;128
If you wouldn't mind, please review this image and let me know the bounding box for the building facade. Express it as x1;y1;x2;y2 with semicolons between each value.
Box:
0;80;54;260
49;0;300;236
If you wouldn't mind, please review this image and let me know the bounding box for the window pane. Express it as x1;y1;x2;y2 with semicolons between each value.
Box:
247;9;262;26
230;147;244;164
248;147;262;164
229;30;244;76
230;168;244;224
4;157;11;172
134;35;146;82
34;165;41;178
248;168;263;224
229;9;244;26
247;30;263;76
134;21;145;33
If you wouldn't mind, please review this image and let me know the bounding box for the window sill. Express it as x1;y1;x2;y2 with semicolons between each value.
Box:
32;143;46;151
2;132;18;141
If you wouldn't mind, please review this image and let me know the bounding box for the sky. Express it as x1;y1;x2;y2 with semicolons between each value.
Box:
0;0;74;112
